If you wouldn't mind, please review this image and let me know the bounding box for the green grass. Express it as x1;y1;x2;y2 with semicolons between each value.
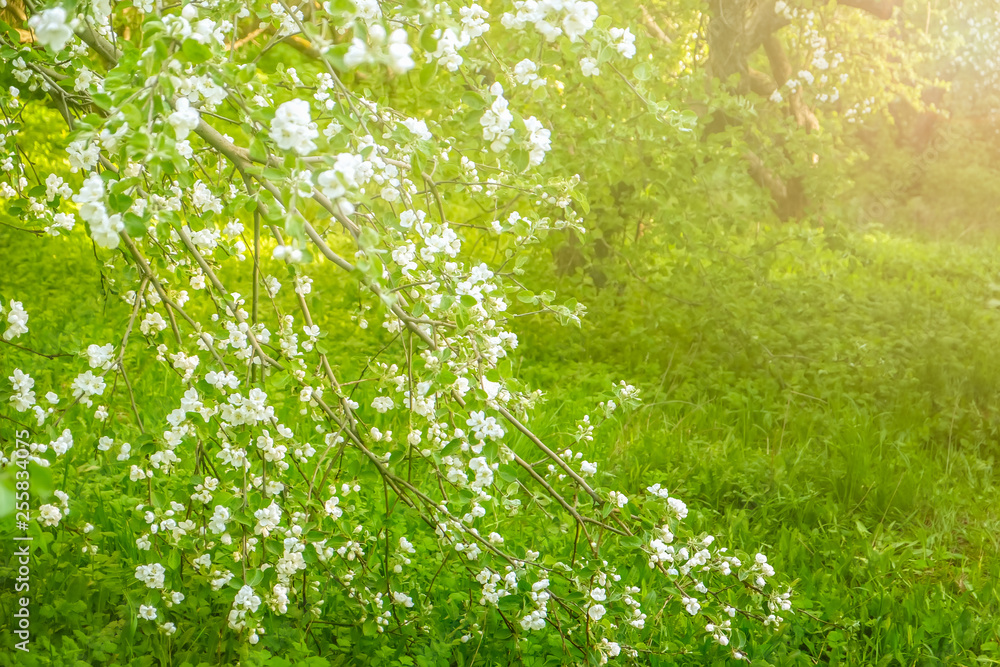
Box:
511;222;1000;665
4;211;1000;665
514;373;1000;664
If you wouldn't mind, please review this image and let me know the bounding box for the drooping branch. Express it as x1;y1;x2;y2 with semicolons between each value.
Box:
3;0;805;655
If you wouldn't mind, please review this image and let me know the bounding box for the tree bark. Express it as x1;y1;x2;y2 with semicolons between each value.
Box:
705;0;751;84
701;0;898;217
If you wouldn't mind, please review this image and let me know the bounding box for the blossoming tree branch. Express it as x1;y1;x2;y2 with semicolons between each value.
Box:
1;0;794;662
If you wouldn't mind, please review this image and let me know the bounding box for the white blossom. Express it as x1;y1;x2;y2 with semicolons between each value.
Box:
3;301;28;340
270;99;318;155
610;27;636;59
28;8;75;52
169;98;201;140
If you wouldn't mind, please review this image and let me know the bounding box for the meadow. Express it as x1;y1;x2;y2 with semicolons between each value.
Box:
4;209;1000;665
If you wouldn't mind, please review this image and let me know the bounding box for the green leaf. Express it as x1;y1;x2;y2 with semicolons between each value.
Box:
124;213;147;238
420;26;438;52
182;40;213;64
510;148;530;172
